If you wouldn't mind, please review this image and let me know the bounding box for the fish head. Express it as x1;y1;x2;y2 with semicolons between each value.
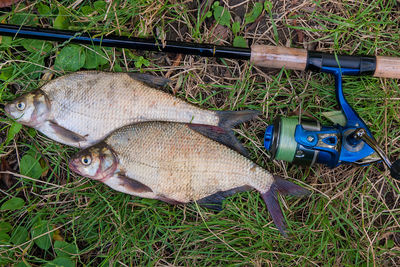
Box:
4;90;50;127
69;143;118;182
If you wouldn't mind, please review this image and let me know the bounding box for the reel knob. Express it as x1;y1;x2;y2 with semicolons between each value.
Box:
352;128;399;179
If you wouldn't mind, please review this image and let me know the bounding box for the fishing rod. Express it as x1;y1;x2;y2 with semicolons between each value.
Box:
1;24;399;178
0;24;400;78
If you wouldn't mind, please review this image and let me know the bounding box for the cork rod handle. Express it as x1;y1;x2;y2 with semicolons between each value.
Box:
250;45;307;71
251;45;400;79
374;56;400;79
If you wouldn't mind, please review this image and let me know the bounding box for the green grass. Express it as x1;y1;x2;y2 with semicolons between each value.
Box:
1;0;400;265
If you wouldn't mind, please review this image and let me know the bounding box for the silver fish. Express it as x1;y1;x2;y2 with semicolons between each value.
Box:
69;122;309;235
4;71;259;154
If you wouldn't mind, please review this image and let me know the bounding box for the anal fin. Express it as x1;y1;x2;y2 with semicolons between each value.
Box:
156;195;183;205
187;124;249;157
48;121;86;143
197;186;251;211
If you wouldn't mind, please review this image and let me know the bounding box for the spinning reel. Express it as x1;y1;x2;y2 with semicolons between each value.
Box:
264;53;400;179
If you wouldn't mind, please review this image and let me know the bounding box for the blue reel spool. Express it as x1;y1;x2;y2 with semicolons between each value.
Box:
264;65;400;178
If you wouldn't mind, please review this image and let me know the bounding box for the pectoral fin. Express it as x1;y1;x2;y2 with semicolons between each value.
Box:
128;73;170;88
117;173;153;193
48;121;86;143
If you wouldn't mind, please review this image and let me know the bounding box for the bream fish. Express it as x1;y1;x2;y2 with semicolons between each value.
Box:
4;71;259;154
69;121;309;235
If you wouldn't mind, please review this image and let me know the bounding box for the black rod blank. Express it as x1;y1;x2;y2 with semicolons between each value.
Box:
0;24;251;60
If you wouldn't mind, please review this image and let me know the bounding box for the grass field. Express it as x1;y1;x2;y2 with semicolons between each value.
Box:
0;0;399;266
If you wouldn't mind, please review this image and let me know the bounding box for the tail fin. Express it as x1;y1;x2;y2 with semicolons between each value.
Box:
214;110;261;157
261;176;310;237
217;110;261;129
187;124;248;156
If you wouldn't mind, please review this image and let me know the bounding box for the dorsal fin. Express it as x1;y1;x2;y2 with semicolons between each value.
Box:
127;73;170;88
187;124;249;157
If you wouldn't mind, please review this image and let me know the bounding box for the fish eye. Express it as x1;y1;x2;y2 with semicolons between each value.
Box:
16;101;25;111
81;155;92;165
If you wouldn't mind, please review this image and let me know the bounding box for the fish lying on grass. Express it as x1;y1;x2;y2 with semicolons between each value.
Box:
4;71;259;155
69;121;309;236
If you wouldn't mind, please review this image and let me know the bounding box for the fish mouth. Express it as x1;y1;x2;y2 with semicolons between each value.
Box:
68;159;80;174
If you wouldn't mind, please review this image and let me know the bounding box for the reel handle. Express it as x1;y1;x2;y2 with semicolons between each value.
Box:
352;128;400;179
390;160;400;180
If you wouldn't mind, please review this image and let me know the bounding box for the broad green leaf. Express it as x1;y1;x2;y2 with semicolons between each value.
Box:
45;257;74;267
5;122;22;144
20;154;43;179
0;232;10;243
54;8;70;30
134;56;150;68
37;4;51;16
84;47;108;69
21;39;52;54
232;21;240;35
16;262;32;267
112;62;122;72
212;1;220;8
54;45;85;72
1;197;25;211
9;13;37;26
0;222;12;233
213;5;231;27
0;36;13;47
386;239;395;249
10;226;29;245
81;5;94;15
233;36;248;48
0;67;13;81
94;1;107;12
245;2;263;25
31;220;52;250
54;240;78;257
264;0;273;12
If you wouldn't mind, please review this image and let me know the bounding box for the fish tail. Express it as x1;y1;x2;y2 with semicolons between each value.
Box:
215;110;261;156
260;175;310;237
217;110;261;129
